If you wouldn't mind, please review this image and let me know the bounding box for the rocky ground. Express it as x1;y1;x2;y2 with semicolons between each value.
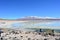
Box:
0;29;60;40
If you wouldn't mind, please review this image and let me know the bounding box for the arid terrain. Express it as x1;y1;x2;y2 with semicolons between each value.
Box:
0;28;60;40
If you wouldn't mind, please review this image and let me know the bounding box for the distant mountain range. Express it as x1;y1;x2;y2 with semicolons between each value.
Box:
0;16;60;20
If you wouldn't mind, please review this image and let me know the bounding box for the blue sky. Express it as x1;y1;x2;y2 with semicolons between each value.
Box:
0;0;60;19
